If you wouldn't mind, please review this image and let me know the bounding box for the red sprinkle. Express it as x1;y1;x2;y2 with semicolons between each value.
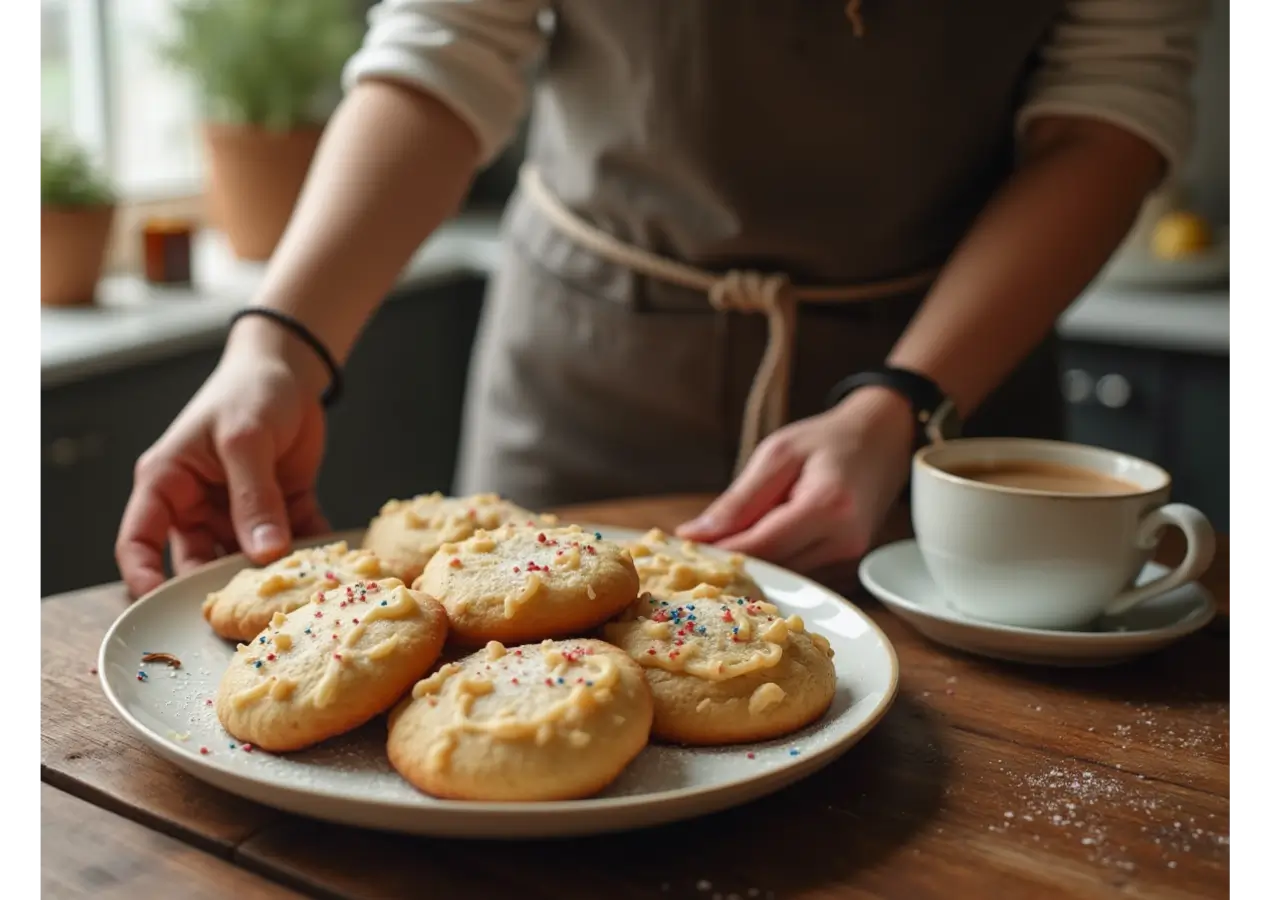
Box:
334;653;343;661
331;634;339;641
199;747;210;755
511;677;519;685
544;678;554;686
674;639;684;646
314;611;323;618
747;752;756;759
266;653;276;661
204;699;212;706
367;582;379;591
325;571;336;581
513;566;521;574
242;743;254;753
537;533;547;543
449;557;462;568
88;667;97;675
646;648;657;655
513;650;523;657
585;545;596;555
352;618;360;625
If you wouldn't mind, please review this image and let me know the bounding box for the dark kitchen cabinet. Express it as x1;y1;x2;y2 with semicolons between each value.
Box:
41;275;485;596
1059;339;1229;531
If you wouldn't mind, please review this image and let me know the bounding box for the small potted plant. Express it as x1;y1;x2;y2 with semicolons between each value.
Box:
160;0;362;261
41;132;116;307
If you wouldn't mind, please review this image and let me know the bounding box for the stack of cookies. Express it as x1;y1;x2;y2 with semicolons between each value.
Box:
204;493;837;802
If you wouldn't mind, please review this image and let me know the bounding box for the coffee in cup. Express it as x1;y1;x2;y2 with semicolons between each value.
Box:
911;438;1215;631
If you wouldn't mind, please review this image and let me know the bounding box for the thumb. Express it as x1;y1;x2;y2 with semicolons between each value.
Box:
677;438;803;541
219;429;292;562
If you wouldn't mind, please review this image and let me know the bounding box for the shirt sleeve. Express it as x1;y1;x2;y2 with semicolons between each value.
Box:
342;0;549;165
1017;0;1211;177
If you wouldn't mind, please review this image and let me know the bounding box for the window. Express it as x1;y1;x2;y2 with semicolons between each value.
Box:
41;0;204;199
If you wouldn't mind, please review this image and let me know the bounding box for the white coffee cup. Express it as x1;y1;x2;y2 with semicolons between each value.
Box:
911;438;1216;631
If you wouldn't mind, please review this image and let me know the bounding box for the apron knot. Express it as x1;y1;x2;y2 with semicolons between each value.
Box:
708;270;792;315
708;270;798;475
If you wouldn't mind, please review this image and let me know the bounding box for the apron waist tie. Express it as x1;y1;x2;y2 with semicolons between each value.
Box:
518;164;938;474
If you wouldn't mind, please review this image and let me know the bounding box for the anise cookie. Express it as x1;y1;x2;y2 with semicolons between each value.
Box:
202;542;391;643
415;523;640;646
362;492;552;584
626;528;765;601
215;578;448;752
604;584;836;745
387;638;652;801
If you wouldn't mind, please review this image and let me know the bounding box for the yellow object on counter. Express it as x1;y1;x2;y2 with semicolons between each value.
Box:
1151;211;1213;260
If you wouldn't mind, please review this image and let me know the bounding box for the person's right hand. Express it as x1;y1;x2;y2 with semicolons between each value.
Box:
115;335;330;598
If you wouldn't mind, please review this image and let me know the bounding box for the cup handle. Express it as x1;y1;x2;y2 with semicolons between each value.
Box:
1102;503;1217;617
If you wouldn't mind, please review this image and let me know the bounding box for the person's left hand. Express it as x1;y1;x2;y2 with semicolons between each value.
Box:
675;387;916;572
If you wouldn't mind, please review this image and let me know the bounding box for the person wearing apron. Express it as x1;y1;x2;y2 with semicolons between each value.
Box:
114;0;1208;596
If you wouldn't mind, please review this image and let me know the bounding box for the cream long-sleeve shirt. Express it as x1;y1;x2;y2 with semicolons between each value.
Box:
343;0;1209;172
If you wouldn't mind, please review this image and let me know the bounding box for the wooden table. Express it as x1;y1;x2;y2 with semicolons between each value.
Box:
42;495;1229;899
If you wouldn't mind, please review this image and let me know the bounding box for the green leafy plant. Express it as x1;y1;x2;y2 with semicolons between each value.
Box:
159;0;363;131
41;132;115;208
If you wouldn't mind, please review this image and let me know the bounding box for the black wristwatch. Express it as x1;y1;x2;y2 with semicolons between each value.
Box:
825;367;962;447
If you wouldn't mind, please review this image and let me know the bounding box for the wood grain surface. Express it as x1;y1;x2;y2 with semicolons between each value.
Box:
40;495;1230;899
42;784;301;899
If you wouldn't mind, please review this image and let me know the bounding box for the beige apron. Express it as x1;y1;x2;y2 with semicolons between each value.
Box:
456;0;1067;509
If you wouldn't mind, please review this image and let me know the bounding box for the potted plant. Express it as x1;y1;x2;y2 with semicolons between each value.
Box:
41;132;116;307
160;0;362;261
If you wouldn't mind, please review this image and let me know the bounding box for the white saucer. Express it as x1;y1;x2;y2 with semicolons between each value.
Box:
858;540;1217;667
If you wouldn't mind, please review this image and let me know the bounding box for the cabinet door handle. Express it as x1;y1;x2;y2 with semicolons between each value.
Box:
1061;369;1093;404
1095;374;1133;409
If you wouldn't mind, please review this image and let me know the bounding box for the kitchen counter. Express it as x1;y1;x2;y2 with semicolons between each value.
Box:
41;212;503;389
42;216;1228;389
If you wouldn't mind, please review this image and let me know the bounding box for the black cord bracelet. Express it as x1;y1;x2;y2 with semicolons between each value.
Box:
228;307;343;408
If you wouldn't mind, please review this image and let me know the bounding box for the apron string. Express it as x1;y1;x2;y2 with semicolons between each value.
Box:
518;164;936;474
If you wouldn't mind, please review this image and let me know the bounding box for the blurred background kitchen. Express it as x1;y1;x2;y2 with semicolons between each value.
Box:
40;0;1231;596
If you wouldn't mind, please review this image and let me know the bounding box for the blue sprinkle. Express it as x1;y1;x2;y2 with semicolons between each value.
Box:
594;531;602;540
688;615;697;622
660;600;669;606
585;681;594;687
304;627;312;634
557;677;565;684
229;743;236;749
733;626;739;633
686;604;695;611
380;600;388;606
254;661;263;668
789;748;801;756
698;627;707;635
136;671;147;680
258;636;266;644
737;598;745;605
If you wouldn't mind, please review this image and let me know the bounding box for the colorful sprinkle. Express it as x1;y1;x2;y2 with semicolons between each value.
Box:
304;627;312;634
204;699;212;706
544;678;554;686
242;743;254;753
253;661;263;669
686;604;696;611
449;557;462;568
333;653;343;661
557;677;565;684
258;636;267;644
380;600;388;606
199;746;210;755
511;677;519;685
789;748;801;756
747;752;756;760
646;648;657;655
585;680;594;687
353;618;360;624
266;653;276;661
537;532;547;543
513;566;521;574
594;531;602;540
314;611;323;618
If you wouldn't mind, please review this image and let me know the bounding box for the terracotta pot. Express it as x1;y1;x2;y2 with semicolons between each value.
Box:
203;123;324;262
41;205;116;307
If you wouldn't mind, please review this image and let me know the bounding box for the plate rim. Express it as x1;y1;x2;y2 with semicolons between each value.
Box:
98;524;900;823
858;538;1217;643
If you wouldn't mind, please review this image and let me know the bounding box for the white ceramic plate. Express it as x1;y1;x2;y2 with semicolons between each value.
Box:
1098;227;1229;290
860;539;1216;667
99;527;898;838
